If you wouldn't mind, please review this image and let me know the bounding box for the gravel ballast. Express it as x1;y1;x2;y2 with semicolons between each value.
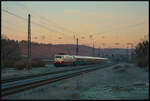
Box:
2;62;149;100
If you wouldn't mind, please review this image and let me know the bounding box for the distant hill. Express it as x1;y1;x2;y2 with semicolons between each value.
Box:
19;40;132;59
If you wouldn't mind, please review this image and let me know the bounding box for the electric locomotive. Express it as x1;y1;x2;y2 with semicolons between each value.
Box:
54;54;108;67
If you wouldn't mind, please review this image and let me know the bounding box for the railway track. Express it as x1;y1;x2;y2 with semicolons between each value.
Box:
2;64;102;84
2;63;116;97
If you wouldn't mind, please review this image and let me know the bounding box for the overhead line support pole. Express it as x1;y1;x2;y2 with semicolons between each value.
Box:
76;38;79;55
28;14;31;70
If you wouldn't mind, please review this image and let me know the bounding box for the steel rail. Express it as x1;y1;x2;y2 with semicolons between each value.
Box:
2;63;115;97
2;64;100;84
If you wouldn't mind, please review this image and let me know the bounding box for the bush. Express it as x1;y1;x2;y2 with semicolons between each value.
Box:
14;59;28;70
135;55;149;68
3;58;45;70
3;59;16;68
134;39;149;68
1;37;21;63
3;56;24;68
31;58;45;67
15;58;45;70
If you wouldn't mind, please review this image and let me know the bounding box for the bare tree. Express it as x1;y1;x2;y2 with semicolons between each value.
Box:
134;39;149;67
1;35;21;68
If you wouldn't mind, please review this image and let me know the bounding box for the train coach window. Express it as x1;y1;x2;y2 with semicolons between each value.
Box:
55;56;62;58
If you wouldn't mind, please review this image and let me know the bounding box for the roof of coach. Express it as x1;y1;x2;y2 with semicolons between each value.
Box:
55;54;73;57
55;54;108;60
73;55;107;60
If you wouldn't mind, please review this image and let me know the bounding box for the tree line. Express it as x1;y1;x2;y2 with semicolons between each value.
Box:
1;35;46;69
1;35;149;69
134;39;149;68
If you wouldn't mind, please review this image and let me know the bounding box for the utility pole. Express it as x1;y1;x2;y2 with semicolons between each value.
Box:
131;44;134;58
28;14;31;70
92;40;94;56
126;44;129;62
76;38;79;55
127;43;133;61
98;46;101;57
129;43;133;61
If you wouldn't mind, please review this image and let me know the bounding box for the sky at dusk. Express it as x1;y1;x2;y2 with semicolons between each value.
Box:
1;1;149;48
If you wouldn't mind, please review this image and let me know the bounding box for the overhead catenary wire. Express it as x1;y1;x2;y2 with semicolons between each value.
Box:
2;8;64;35
13;3;77;35
2;8;65;45
3;9;79;42
3;5;147;49
2;9;27;21
19;7;82;51
2;6;88;46
95;20;147;36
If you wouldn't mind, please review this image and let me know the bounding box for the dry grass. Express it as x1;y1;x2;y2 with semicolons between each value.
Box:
3;58;45;70
135;56;149;68
3;59;16;68
111;86;133;92
133;83;145;87
14;59;28;70
71;93;80;99
112;66;122;70
31;58;45;67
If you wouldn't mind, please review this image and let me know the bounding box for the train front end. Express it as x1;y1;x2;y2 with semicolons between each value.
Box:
54;55;64;67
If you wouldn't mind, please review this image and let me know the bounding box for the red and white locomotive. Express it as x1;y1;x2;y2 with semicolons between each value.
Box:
54;54;108;67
